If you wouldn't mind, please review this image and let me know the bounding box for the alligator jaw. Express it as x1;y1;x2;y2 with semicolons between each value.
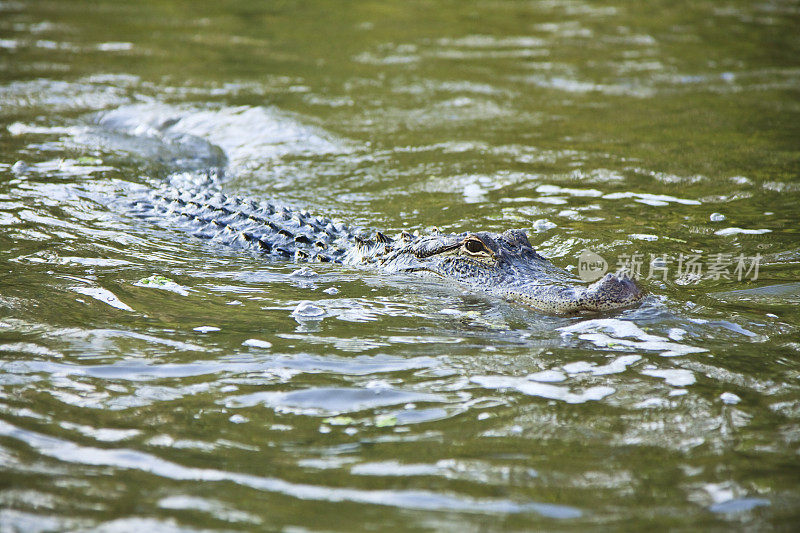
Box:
497;273;643;315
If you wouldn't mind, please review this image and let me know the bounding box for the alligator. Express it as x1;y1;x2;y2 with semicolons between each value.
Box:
128;184;643;314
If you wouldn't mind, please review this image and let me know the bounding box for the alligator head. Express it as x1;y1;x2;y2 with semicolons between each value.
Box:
381;229;642;315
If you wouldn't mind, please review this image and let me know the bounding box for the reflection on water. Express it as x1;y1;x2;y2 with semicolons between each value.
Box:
1;0;799;530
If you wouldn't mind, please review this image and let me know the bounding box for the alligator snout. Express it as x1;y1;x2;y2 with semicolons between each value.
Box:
580;273;643;312
497;272;643;315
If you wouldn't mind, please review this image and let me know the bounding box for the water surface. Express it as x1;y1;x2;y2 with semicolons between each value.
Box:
1;0;799;530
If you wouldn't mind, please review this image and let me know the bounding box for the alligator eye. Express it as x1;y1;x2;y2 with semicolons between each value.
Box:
464;238;486;254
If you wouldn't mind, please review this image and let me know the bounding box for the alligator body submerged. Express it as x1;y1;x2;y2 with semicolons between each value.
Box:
130;184;642;315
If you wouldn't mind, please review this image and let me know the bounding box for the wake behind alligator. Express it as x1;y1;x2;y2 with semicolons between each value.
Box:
108;105;642;315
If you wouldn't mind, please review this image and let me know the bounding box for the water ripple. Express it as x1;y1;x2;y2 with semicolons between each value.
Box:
0;420;582;518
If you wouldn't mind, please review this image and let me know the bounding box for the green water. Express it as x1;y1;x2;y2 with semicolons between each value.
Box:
1;0;799;530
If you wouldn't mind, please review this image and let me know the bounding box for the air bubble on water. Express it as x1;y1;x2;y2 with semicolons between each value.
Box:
290;267;317;278
532;219;556;232
193;326;221;333
11;161;29;174
242;338;272;348
720;392;741;405
292;300;326;318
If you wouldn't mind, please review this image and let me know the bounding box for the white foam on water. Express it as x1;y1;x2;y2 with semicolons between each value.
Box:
559;319;706;357
526;369;567;382
471;375;615;404
640;368;696;387
535;184;603;197
71;286;133;312
714;227;771;236
602;191;701;206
